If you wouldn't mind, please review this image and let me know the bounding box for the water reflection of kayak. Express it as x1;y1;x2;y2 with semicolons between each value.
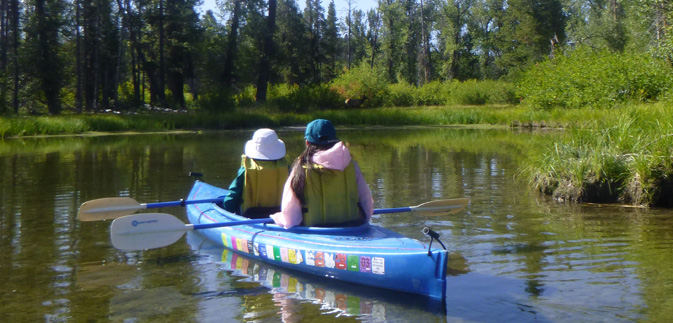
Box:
186;230;447;319
186;181;449;300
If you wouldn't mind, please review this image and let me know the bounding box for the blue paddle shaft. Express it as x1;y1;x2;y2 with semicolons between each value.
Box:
145;198;223;208
193;218;274;230
373;207;411;214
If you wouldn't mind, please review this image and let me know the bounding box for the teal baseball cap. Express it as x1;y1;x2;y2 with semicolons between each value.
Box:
305;119;339;145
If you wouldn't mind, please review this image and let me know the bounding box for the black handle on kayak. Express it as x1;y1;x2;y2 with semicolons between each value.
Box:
423;227;446;255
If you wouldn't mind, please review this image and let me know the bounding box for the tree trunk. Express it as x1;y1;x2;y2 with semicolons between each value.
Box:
222;0;242;88
36;0;62;114
255;0;277;103
75;0;83;113
158;0;166;107
10;0;18;113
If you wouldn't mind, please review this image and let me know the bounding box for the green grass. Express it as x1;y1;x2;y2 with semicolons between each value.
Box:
520;103;673;206
4;103;673;207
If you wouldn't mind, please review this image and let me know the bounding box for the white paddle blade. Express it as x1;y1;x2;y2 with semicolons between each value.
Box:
412;198;469;216
110;213;191;251
78;197;145;221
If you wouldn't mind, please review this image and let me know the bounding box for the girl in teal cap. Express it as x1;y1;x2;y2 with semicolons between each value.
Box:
270;119;374;228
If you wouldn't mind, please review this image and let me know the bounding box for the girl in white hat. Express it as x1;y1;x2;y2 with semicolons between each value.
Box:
223;129;289;217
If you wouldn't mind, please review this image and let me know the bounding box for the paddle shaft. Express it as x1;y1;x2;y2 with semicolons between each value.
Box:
192;218;273;229
144;198;223;209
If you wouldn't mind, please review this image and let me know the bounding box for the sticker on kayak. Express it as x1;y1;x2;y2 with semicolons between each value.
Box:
266;246;273;259
335;254;347;270
372;257;385;275
359;256;372;273
221;233;230;248
288;249;304;265
247;240;254;255
347;255;360;272
306;251;315;266
324;252;336;269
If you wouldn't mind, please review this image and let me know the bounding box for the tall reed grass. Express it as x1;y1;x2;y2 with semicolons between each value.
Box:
521;103;673;206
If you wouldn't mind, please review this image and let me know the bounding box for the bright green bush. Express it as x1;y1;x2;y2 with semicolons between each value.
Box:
518;47;673;109
266;83;342;112
330;62;389;106
385;82;417;107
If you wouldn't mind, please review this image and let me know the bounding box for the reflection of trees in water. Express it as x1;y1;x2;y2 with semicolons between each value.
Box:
4;129;673;321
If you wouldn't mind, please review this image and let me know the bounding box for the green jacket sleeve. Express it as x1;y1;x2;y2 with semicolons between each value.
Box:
223;166;246;214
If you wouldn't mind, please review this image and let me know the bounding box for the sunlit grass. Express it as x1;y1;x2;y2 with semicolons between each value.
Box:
520;103;673;205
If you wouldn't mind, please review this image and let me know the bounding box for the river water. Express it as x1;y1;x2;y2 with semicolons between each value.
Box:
1;127;672;322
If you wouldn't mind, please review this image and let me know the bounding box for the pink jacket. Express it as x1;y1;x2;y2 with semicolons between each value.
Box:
270;142;374;228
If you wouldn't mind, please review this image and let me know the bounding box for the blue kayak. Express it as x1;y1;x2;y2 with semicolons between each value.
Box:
186;180;448;300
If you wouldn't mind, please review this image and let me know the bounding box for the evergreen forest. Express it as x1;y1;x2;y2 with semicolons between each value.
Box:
0;0;671;115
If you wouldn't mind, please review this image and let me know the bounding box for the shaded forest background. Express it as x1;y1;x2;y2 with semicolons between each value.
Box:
0;0;672;115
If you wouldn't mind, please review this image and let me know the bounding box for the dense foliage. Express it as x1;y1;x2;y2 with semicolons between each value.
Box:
0;0;670;115
518;47;673;109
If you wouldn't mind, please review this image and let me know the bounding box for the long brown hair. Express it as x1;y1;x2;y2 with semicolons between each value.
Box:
290;141;337;202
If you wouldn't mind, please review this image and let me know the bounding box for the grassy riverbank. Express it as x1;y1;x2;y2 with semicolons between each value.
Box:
0;104;617;139
521;102;673;207
3;103;673;207
0;105;523;138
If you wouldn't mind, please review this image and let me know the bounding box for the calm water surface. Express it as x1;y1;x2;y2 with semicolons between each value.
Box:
1;127;672;322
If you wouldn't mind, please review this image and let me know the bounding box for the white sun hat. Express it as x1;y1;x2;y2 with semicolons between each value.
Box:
244;128;286;160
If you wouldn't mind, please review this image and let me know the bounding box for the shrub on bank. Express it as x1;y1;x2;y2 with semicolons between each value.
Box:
518;47;673;109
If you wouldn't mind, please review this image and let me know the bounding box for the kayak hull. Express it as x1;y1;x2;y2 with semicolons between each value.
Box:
186;180;448;300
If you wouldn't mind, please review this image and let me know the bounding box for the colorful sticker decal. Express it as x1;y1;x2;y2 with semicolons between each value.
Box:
241;239;250;254
258;243;267;258
295;249;304;264
231;237;238;251
221;233;229;248
247;240;254;254
266;244;275;260
288;249;296;264
335;254;347;270
306;251;315;266
347;255;360;272
273;246;282;262
372;257;385;275
324;252;336;269
280;248;289;263
315;252;325;267
359;256;372;273
253;242;260;256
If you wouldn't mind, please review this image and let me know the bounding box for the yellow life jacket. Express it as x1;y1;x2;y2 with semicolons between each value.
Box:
241;155;288;215
302;162;362;226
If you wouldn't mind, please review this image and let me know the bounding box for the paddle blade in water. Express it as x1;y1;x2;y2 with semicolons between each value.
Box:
110;213;190;251
79;197;144;221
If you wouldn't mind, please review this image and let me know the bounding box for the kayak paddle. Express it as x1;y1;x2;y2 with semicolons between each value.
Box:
78;197;224;221
110;213;274;251
80;196;468;222
110;198;470;251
